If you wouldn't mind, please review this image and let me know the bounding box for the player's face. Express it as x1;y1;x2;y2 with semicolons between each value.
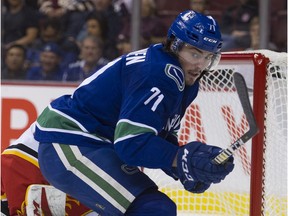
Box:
178;44;214;86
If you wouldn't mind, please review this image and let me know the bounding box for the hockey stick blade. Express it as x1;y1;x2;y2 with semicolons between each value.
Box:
212;72;259;164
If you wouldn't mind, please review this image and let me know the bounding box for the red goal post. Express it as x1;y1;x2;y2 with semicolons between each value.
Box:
144;50;287;215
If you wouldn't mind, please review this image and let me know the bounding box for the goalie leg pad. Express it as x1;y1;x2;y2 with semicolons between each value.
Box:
25;184;66;216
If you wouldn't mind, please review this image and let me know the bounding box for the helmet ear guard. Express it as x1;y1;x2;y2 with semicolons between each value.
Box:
171;38;184;53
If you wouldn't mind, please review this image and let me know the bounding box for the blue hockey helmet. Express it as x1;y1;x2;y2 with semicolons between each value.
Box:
168;10;223;54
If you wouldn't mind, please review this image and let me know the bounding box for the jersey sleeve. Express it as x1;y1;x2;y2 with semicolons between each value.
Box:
114;61;184;170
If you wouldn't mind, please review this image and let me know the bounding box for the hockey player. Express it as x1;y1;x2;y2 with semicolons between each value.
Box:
35;10;234;215
1;123;98;216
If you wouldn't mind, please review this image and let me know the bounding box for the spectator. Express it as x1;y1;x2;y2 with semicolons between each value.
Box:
77;12;107;42
26;18;79;70
220;0;258;51
62;36;109;82
2;44;27;80
117;0;167;49
90;0;124;59
38;0;95;40
189;0;207;14
26;42;64;81
2;0;39;49
113;0;132;16
24;0;39;10
76;12;117;60
246;16;278;51
116;34;132;55
140;0;167;46
38;0;67;19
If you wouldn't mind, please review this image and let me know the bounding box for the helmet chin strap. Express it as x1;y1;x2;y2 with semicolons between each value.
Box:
196;70;209;82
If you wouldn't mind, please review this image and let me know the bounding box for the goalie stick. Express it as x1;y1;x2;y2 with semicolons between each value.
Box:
212;72;259;164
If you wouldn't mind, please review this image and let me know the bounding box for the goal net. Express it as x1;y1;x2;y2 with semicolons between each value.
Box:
143;50;287;216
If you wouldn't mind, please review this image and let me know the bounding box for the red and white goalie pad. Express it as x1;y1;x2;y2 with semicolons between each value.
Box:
25;184;66;216
25;184;99;216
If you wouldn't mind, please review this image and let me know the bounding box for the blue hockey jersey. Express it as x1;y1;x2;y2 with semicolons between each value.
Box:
35;44;199;170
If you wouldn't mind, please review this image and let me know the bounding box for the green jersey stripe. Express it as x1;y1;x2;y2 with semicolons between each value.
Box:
37;105;111;143
114;119;157;143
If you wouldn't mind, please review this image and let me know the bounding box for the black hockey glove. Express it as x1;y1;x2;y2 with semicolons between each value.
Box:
177;141;234;191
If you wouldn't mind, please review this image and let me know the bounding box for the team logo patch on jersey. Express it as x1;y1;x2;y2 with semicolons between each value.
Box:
165;64;185;91
121;164;140;175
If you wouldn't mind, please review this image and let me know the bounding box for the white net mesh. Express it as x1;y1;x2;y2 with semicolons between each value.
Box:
262;50;287;216
143;50;287;215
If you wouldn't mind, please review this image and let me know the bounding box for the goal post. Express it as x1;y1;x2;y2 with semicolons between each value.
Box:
143;50;287;215
222;52;269;216
246;52;268;216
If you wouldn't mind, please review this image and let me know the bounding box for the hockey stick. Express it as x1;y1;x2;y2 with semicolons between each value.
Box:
212;72;259;164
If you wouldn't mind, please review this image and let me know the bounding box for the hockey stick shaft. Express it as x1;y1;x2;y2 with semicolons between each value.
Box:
212;72;259;164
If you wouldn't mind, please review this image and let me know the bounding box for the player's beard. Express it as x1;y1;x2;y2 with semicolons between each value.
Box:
184;69;202;86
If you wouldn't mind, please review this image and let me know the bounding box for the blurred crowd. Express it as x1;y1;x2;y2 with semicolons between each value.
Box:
1;0;287;82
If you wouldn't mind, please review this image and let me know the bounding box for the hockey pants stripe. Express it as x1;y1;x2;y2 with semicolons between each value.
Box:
53;143;135;214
